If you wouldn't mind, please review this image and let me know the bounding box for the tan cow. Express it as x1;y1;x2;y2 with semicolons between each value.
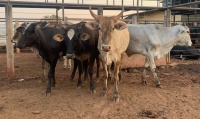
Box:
86;7;130;102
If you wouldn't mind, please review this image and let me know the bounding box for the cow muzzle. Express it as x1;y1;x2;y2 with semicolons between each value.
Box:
66;54;75;59
101;45;111;52
11;39;17;46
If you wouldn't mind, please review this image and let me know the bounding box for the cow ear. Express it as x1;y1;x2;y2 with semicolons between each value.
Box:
179;28;184;34
80;33;90;41
16;26;24;33
85;22;98;30
114;21;127;30
53;34;64;42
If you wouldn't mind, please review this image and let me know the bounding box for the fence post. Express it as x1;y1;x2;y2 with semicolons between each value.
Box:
5;3;15;80
14;20;20;53
97;7;103;16
164;9;171;64
132;15;138;24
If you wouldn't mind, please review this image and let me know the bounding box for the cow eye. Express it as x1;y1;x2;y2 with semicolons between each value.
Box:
98;28;100;30
113;28;115;30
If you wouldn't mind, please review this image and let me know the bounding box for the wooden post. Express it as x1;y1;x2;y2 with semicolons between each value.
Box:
164;8;171;64
5;3;14;79
14;20;20;53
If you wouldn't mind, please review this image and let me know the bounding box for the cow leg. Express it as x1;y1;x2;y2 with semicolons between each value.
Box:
77;60;83;88
146;55;162;88
102;62;108;96
83;60;88;82
42;59;48;81
119;53;125;83
96;57;100;79
63;57;67;69
63;57;71;70
141;58;149;85
46;59;58;95
118;63;122;83
113;61;120;102
67;59;72;70
89;57;96;93
69;58;77;81
107;64;112;80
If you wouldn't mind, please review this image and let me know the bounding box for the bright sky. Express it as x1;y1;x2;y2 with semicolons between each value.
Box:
0;0;162;24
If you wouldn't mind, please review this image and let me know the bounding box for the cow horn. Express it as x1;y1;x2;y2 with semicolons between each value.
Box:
89;6;99;21
114;7;124;21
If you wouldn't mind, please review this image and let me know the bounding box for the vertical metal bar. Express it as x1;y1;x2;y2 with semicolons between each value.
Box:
82;0;83;4
136;0;139;23
107;0;108;5
62;0;64;21
133;0;134;6
77;0;79;4
5;3;14;80
97;7;103;16
113;0;115;5
15;20;20;53
56;0;58;25
141;0;143;6
122;0;124;19
164;4;171;64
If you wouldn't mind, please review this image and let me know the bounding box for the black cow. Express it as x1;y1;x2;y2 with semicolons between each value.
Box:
53;22;100;93
15;22;67;95
190;26;200;47
170;45;200;60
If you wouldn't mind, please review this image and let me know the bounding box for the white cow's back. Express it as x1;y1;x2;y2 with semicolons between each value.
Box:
126;24;191;60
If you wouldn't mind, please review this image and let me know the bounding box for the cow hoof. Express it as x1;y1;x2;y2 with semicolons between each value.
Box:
77;86;81;89
156;84;162;88
102;90;107;97
63;66;67;69
67;67;71;71
141;81;147;85
69;78;74;82
113;95;120;102
91;90;96;94
45;92;51;97
108;76;112;81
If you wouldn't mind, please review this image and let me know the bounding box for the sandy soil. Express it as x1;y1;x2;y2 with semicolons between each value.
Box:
0;52;199;119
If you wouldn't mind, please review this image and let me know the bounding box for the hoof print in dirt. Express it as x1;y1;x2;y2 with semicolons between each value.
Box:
32;111;41;114
0;105;4;111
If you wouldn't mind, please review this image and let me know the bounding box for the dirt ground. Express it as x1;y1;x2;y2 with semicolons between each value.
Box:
0;52;199;119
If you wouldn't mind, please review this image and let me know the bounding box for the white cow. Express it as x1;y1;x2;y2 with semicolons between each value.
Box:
86;7;130;102
126;24;192;87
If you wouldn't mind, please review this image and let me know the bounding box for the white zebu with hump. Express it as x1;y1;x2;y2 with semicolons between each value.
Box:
86;7;130;102
126;24;192;87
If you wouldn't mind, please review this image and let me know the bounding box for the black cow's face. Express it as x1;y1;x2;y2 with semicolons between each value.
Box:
12;22;28;45
16;23;37;49
12;26;24;42
64;28;80;59
53;22;91;59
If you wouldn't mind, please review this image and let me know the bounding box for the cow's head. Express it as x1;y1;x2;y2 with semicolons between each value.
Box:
16;22;39;49
176;24;192;46
12;22;28;45
86;6;127;52
53;22;89;59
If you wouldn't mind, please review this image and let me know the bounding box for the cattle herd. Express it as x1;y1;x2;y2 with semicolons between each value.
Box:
12;7;193;102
